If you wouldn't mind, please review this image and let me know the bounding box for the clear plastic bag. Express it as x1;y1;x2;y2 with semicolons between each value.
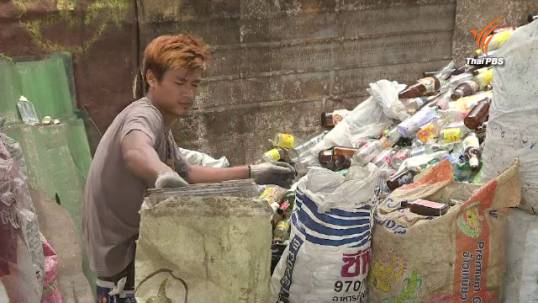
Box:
177;147;230;168
0;133;44;302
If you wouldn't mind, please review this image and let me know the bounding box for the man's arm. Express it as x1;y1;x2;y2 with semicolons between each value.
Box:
185;165;249;184
185;162;296;188
121;130;174;185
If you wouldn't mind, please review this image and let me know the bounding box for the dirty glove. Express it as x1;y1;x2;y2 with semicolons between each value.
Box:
249;162;296;188
155;171;189;189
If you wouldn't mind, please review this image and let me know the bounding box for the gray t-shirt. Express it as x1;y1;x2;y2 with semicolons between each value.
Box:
83;97;188;277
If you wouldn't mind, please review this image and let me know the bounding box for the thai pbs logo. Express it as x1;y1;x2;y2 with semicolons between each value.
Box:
466;16;506;66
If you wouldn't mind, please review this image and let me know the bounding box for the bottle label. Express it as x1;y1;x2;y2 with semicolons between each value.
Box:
332;110;349;125
418;77;436;93
442;128;462;143
416;122;437;143
462;134;480;150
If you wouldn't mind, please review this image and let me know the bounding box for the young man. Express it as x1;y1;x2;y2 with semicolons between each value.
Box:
83;34;295;302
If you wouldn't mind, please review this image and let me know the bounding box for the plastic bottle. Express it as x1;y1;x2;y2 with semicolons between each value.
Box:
416;120;441;144
356;141;383;163
440;122;470;144
273;220;290;242
462;132;481;169
404;150;449;172
17;96;39;125
382;128;402;148
391;148;411;170
397;106;437;138
289;132;327;163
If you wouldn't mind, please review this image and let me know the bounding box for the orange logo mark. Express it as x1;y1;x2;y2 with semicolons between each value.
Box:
469;16;504;55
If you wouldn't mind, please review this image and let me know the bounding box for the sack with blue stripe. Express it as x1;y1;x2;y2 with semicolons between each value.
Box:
271;164;381;303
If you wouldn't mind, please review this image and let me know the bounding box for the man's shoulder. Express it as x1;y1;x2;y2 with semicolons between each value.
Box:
122;97;163;120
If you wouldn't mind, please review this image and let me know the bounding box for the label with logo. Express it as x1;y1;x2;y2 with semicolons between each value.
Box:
442;128;462;143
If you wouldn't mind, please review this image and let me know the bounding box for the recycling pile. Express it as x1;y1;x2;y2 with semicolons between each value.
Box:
256;21;538;303
260;49;504;245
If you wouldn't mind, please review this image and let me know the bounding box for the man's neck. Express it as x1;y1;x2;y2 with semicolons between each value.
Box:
146;93;177;128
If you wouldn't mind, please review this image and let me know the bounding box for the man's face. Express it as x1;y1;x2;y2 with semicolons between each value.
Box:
147;67;202;118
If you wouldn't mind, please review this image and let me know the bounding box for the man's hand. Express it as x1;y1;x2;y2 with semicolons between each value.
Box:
155;171;189;189
249;162;296;188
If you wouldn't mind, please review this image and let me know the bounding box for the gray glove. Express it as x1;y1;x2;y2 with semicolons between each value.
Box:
249;162;296;188
155;171;189;189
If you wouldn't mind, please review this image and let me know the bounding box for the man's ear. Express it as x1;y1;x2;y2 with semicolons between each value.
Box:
146;70;157;89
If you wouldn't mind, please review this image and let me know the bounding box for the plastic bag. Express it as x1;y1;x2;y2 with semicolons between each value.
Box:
41;237;63;303
313;79;409;155
367;79;410;122
177;147;230;168
370;160;520;303
0;133;44;302
271;163;380;303
481;21;538;214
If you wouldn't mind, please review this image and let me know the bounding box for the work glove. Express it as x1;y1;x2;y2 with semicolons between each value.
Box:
154;171;189;189
249;162;296;188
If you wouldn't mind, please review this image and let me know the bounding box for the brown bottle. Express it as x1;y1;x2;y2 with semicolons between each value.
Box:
405;199;449;216
450;80;479;100
386;169;415;191
319;147;358;170
321;109;348;129
399;76;440;99
333;147;359;170
464;98;491;130
318;149;334;170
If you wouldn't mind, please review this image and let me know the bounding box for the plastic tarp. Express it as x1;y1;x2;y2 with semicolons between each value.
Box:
0;53;76;125
0;53;95;293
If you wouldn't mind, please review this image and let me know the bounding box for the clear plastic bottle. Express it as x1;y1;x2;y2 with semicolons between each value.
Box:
17;96;39;125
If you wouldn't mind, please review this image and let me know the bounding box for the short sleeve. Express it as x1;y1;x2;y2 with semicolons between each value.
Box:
120;103;164;146
171;137;190;178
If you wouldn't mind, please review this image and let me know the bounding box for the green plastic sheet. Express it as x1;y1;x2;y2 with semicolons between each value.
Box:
0;53;95;293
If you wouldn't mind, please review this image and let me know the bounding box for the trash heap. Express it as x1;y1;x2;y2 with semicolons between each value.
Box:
260;20;538;303
261;55;502;245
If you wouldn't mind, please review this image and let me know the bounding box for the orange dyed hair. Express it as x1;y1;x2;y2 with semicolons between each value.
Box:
142;34;210;86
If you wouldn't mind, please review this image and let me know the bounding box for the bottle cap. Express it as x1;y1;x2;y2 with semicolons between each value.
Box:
469;157;480;168
264;149;282;162
271;133;295;149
